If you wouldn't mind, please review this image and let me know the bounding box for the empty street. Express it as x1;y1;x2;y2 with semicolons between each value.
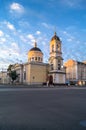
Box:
0;85;86;130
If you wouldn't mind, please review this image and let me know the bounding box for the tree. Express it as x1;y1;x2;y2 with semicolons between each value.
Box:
7;64;13;72
9;70;18;83
7;64;18;83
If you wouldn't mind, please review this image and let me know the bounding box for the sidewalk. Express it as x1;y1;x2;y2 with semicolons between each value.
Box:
0;83;86;89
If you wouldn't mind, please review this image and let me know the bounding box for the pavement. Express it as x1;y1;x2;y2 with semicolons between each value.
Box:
0;85;86;130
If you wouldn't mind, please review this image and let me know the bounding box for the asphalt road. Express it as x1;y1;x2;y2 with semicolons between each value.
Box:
0;85;86;130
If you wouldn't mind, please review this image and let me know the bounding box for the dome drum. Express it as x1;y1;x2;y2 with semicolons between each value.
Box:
28;42;43;63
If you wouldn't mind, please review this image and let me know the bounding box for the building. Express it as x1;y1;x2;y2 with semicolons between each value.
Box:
48;32;66;84
0;71;9;84
1;32;66;85
64;59;86;85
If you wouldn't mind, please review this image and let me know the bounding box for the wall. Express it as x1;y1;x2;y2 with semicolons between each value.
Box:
28;63;48;84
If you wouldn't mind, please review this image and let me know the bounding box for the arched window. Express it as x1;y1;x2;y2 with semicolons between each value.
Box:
35;57;37;61
56;44;58;50
31;57;34;61
58;59;61;70
57;43;60;51
51;64;53;70
38;57;40;61
52;45;54;52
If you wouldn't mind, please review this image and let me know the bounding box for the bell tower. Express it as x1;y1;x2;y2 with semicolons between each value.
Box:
49;32;66;84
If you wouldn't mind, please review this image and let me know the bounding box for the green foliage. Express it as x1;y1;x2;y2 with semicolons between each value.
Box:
7;64;18;82
9;70;18;82
7;64;13;72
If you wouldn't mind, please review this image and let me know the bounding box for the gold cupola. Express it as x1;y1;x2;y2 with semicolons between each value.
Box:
50;32;61;53
28;41;43;63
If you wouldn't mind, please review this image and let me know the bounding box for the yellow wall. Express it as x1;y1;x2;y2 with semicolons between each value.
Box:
64;59;75;67
26;63;48;84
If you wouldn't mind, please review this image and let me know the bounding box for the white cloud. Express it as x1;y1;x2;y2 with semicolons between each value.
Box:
60;0;85;8
27;34;35;43
0;38;6;44
11;42;19;50
42;22;54;29
10;42;21;57
5;34;10;38
10;2;24;13
20;35;27;42
67;38;72;42
6;22;15;30
62;30;75;40
0;30;4;37
0;20;29;69
0;49;10;59
18;20;30;28
27;34;34;39
63;31;67;34
42;23;50;28
36;31;41;35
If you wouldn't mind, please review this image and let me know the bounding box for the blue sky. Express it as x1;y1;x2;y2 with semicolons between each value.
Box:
0;0;86;70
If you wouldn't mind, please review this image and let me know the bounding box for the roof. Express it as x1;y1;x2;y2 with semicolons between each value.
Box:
29;47;42;52
51;32;60;41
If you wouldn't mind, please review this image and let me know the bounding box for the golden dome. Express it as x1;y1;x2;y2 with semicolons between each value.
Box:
51;32;60;41
28;42;43;63
29;41;42;52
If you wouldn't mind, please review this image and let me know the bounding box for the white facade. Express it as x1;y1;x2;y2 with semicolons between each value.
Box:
49;32;66;84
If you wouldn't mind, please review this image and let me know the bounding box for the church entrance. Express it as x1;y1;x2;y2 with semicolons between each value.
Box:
49;75;53;85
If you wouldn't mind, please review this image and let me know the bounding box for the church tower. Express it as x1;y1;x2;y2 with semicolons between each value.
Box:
49;32;66;84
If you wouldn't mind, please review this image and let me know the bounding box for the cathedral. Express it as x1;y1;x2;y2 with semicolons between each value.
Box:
9;32;66;85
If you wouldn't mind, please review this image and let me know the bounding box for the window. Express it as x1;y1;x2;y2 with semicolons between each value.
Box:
35;57;37;61
51;64;53;70
24;72;26;80
58;59;61;70
57;43;60;51
38;57;40;61
52;45;54;52
58;64;61;70
56;44;58;50
31;57;34;61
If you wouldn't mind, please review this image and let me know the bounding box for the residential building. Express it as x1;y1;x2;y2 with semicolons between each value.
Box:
0;71;9;84
64;59;86;85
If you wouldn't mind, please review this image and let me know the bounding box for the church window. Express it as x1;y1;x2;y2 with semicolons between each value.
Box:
38;57;40;61
58;59;61;70
35;57;37;60
58;64;61;70
51;64;53;70
57;43;60;51
31;57;34;61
